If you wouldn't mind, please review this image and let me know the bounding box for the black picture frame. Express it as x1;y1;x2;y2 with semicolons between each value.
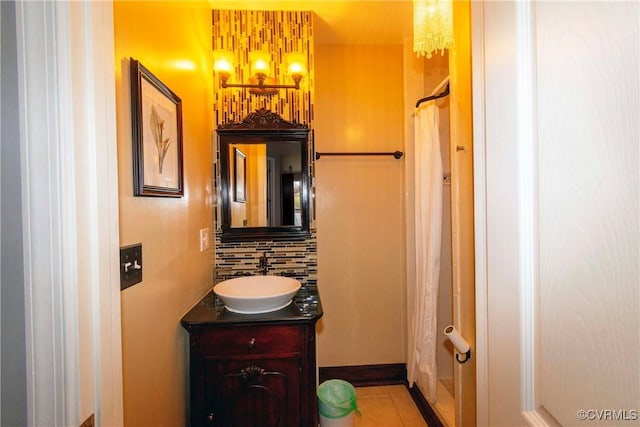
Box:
130;58;184;197
234;147;246;203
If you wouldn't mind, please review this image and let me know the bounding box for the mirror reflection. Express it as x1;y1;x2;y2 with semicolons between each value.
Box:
217;109;310;242
228;142;303;228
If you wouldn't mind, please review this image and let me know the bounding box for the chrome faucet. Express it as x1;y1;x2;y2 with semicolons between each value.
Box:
258;252;268;275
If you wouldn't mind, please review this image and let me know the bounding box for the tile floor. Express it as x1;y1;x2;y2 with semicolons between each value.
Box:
352;385;428;427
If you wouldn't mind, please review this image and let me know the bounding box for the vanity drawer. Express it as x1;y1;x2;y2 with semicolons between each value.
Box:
193;324;304;357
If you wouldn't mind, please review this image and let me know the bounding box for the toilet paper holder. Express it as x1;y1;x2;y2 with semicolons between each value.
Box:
444;325;472;364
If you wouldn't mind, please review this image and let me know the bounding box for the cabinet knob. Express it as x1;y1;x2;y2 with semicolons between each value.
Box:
248;338;256;349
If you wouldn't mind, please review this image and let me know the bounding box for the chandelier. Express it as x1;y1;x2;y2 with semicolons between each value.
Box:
413;0;454;58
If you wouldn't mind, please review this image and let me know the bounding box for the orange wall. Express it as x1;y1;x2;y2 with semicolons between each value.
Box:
113;1;213;425
449;1;476;425
315;44;406;366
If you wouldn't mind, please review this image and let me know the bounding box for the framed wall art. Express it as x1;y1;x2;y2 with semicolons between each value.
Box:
130;58;184;197
233;147;246;203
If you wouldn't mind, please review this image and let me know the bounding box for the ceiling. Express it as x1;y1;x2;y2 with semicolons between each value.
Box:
209;1;414;45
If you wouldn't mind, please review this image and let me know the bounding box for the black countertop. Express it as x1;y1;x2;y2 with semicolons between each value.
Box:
181;286;322;329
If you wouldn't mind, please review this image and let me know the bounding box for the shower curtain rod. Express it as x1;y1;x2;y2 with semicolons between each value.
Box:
415;76;450;108
430;76;450;96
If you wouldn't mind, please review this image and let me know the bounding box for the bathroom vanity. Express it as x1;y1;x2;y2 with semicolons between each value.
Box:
181;287;322;427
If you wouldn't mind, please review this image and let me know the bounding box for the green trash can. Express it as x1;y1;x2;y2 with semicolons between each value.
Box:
317;379;360;427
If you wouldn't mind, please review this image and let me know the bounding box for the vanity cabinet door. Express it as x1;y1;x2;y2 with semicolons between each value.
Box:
201;356;301;427
188;322;318;427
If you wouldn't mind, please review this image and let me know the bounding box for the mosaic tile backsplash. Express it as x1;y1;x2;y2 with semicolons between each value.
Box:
212;9;314;126
214;229;317;288
212;9;317;288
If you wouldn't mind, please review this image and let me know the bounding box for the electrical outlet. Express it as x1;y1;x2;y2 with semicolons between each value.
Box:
200;228;210;252
120;243;142;290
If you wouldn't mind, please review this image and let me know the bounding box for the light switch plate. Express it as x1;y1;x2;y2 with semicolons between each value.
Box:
120;243;142;290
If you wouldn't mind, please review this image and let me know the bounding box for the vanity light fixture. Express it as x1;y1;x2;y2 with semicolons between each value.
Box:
213;49;307;96
413;0;454;58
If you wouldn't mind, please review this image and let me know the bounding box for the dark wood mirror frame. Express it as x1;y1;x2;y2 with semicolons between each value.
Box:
217;109;311;242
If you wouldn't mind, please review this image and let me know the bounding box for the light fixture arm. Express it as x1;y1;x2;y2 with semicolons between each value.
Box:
219;73;301;91
220;81;300;90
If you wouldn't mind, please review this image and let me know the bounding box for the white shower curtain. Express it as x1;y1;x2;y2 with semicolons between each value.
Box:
408;102;443;403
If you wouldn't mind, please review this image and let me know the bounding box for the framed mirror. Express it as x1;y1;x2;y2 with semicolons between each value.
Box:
217;109;311;242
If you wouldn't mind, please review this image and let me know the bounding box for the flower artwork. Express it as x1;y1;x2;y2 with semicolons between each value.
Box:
131;58;183;197
150;105;171;174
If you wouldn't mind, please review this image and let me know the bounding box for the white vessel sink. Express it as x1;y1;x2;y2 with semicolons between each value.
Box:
213;275;301;314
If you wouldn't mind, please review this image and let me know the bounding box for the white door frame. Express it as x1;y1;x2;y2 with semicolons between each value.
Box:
471;2;489;424
16;1;123;425
472;2;542;424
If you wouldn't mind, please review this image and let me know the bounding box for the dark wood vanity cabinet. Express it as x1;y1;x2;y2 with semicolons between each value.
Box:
182;297;322;427
203;357;300;426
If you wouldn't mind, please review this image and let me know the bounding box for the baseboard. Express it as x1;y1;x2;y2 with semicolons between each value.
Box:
407;384;445;427
318;363;406;387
